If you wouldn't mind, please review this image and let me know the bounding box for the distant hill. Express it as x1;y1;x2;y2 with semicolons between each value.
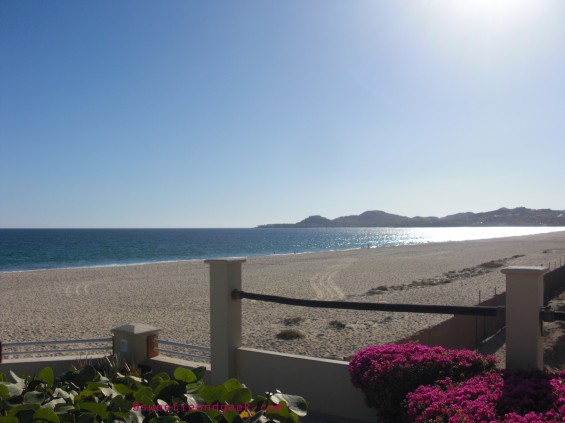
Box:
258;207;565;228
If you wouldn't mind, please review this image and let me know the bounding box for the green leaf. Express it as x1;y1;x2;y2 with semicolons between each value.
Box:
180;412;213;423
221;387;252;405
271;393;308;417
222;379;245;391
183;394;205;409
99;386;120;398
77;366;96;383
42;398;66;410
246;412;271;423
0;384;10;400
9;371;26;388
76;389;97;400
33;407;60;423
112;383;134;395
76;413;97;423
173;368;197;384
52;387;73;401
53;404;75;415
196;385;227;404
155;380;182;401
127;408;145;423
4;382;23;398
108;395;132;412
191;367;206;382
0;416;19;423
8;403;41;416
152;372;171;382
23;391;47;405
133;386;154;403
147;416;180;422
79;401;109;420
37;368;55;389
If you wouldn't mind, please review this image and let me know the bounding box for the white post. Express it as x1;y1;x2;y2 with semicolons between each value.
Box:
205;258;246;384
502;266;548;370
111;324;161;365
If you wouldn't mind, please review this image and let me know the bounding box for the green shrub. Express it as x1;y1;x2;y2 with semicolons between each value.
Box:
0;363;308;422
276;329;305;340
329;320;346;330
283;317;304;326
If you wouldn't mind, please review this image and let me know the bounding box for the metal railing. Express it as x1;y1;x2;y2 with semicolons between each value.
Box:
153;339;210;362
232;289;505;317
0;338;113;363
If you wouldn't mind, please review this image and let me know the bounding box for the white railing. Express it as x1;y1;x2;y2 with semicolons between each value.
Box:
153;338;210;362
0;338;113;363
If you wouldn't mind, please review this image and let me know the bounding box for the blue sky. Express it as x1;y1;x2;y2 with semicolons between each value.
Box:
1;0;564;228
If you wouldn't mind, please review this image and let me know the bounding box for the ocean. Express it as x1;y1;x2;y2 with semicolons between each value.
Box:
0;227;562;273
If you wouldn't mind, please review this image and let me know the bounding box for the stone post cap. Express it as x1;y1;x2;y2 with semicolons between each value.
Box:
501;266;549;275
111;323;161;335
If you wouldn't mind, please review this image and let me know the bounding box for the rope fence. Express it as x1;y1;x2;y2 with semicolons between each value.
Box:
232;289;505;317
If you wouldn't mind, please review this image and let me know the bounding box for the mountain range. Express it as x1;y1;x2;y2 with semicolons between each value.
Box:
258;207;565;228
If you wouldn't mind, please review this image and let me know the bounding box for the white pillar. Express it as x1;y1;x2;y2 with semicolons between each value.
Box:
205;258;246;384
502;266;548;370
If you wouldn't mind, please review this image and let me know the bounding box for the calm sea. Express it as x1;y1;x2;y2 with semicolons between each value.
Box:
0;227;562;272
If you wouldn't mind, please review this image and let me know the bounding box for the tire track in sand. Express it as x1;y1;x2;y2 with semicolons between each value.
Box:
309;265;346;300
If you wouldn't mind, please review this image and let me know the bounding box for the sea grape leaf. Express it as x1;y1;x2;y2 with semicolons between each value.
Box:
151;372;171;383
221;387;252;405
271;393;308;417
77;366;96;383
79;401;109;419
76;413;97;423
37;367;55;389
42;397;66;410
9;371;26;388
133;386;154;403
0;384;10;400
196;385;227;404
173;368;197;384
191;367;206;382
53;404;75;415
53;387;73;401
147;416;180;422
222;379;244;391
180;412;213;423
113;382;134;395
33;407;60;423
23;391;46;404
8;403;40;416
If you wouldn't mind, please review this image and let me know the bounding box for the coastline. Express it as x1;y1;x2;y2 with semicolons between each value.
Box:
1;230;565;360
1;226;563;273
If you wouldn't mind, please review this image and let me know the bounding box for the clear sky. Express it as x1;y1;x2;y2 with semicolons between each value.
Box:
1;0;564;228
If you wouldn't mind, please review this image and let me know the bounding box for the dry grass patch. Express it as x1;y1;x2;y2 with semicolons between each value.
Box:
276;329;305;340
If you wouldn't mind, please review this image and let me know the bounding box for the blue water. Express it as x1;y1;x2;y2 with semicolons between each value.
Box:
0;227;562;272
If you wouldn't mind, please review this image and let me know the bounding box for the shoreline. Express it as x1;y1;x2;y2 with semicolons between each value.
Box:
1;230;565;360
2;226;564;274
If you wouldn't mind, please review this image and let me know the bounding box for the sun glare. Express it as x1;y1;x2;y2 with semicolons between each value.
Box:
450;0;543;27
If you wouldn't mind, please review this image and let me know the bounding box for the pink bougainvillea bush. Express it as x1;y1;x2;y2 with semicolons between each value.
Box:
406;369;565;422
349;343;497;422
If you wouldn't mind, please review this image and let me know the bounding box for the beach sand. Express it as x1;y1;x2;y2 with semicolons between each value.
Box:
1;231;565;363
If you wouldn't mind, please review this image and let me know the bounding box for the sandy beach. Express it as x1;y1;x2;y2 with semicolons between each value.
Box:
1;231;565;362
